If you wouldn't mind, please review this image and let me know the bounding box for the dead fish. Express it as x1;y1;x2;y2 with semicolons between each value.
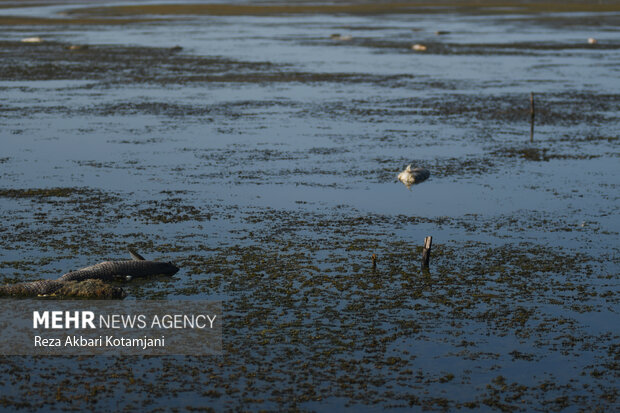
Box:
330;34;352;41
398;164;430;188
0;248;179;298
68;44;88;51
21;36;43;43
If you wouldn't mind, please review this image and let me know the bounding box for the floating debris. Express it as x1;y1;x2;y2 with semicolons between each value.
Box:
330;34;352;41
21;36;43;43
68;44;88;51
435;30;450;35
411;43;427;51
398;164;430;187
587;37;597;44
171;45;183;52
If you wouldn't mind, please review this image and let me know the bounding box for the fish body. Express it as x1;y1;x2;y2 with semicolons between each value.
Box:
59;260;179;282
398;164;430;186
0;250;178;298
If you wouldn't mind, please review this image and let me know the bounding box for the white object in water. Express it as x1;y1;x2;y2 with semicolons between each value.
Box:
587;37;597;44
398;165;430;187
21;36;43;43
411;44;427;51
331;34;352;41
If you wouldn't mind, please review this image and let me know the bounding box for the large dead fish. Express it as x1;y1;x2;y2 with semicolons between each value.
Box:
0;249;179;298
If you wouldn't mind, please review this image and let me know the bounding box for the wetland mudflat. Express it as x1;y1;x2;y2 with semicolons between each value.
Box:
0;0;618;411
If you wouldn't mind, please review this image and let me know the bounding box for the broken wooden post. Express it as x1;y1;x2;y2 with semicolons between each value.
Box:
421;236;432;268
371;253;377;270
530;92;535;142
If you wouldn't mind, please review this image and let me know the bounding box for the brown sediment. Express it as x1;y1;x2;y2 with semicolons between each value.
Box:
0;1;57;8
0;40;412;86
65;1;620;18
0;16;160;25
491;147;600;161
0;187;100;198
1;1;619;26
326;38;620;55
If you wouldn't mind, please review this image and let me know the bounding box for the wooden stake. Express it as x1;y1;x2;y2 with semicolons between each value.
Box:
421;236;432;268
530;92;535;142
371;253;377;269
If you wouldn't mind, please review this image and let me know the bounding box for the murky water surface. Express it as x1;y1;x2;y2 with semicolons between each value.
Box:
0;1;618;411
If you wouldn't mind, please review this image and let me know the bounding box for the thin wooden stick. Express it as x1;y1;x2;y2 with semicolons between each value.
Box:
530;92;535;142
421;236;432;268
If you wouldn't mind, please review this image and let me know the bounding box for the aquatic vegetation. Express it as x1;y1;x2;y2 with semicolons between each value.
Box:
0;0;618;410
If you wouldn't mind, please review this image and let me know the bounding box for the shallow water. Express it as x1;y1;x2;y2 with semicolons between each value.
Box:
0;1;619;411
